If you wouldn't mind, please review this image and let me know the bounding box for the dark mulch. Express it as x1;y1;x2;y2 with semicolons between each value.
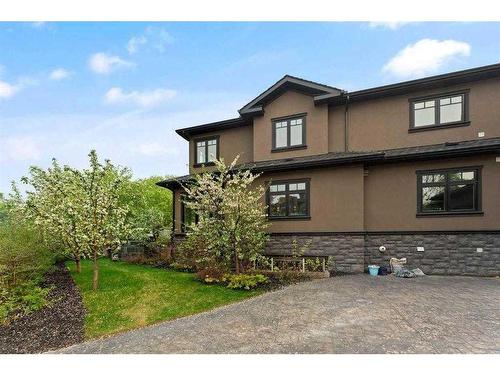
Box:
0;263;85;354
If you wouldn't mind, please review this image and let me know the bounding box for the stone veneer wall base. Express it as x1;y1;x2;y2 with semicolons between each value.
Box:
266;232;500;277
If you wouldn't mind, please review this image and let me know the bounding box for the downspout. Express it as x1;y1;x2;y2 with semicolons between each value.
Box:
344;93;350;152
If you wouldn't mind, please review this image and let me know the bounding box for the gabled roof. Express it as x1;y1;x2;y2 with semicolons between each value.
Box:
238;74;344;116
157;137;500;190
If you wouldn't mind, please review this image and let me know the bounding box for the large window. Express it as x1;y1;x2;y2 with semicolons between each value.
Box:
181;195;197;232
272;114;306;151
417;167;481;215
195;137;219;165
410;91;469;130
267;179;310;219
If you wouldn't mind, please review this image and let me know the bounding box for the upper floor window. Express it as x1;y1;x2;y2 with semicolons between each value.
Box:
267;179;310;219
410;91;469;131
417;167;481;215
195;137;219;165
272;114;306;151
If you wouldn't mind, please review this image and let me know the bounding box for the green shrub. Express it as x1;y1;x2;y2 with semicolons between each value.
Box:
223;273;268;290
196;267;225;284
0;282;51;323
0;221;54;324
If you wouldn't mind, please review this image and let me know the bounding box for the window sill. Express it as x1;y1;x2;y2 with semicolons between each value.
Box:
416;211;483;217
271;145;307;153
193;162;216;168
408;121;470;133
268;215;311;221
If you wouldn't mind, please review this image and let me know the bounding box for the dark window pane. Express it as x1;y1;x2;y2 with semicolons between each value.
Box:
449;171;475;181
449;184;474;210
422;173;445;183
422;186;445;211
288;193;307;216
270;194;287;216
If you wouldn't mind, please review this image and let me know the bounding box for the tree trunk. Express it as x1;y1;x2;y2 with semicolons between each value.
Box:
234;250;240;274
75;255;81;273
92;251;99;291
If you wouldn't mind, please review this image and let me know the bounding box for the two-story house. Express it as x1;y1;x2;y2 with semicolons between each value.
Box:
158;63;500;276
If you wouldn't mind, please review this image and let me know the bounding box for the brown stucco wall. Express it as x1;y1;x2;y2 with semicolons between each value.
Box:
328;105;346;152
342;77;500;152
173;154;500;235
256;165;365;233
364;155;500;231
253;90;329;161
189;124;254;174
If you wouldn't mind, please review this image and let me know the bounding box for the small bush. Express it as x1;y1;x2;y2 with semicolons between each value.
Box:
255;269;312;288
0;221;54;324
0;282;51;323
196;267;225;284
123;246;173;268
223;273;268;290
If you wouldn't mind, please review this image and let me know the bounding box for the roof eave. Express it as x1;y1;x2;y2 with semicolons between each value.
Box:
326;63;500;106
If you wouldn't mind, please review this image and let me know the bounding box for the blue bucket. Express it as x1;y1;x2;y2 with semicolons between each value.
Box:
368;265;380;276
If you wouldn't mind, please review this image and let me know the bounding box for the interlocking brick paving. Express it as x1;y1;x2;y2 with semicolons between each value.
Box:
56;275;500;354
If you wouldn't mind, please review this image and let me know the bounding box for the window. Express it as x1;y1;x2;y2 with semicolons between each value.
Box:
272;114;306;151
267;180;309;219
195;137;219;165
181;195;198;232
410;91;469;130
417;167;481;215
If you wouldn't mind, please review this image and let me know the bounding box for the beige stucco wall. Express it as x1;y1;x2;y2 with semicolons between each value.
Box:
189;124;254;174
342;77;500;152
253;90;329;161
364;155;500;231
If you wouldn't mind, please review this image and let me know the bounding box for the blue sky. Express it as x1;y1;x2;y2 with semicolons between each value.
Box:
1;22;499;194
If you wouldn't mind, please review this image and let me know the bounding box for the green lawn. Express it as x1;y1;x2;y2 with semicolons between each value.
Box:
68;258;261;339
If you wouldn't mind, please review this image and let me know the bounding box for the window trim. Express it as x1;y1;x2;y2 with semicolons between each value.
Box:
416;166;483;217
271;113;307;152
408;90;470;132
266;178;311;220
193;135;220;168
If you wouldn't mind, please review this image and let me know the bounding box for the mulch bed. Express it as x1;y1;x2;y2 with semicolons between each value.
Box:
0;263;86;354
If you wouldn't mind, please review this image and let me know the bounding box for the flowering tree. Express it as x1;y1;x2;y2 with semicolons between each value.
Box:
21;150;131;290
182;157;269;273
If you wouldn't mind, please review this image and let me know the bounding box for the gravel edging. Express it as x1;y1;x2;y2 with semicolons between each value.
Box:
0;263;85;354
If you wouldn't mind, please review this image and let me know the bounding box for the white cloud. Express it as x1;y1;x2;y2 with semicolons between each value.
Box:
126;27;174;55
382;39;471;78
0;80;20;99
105;87;177;108
368;22;412;30
0;137;41;162
127;36;147;54
88;52;135;74
49;68;72;81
